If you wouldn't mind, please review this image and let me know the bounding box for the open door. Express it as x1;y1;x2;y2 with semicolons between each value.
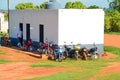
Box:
19;23;23;41
39;24;44;43
26;24;30;41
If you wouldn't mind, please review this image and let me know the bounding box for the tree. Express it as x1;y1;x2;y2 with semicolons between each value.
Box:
15;2;47;10
72;1;86;9
65;1;86;9
110;10;120;31
15;2;34;10
87;5;100;9
105;10;120;32
34;5;40;9
108;0;120;11
39;2;47;9
65;2;72;8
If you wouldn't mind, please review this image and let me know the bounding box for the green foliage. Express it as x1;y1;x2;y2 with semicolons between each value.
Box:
39;2;47;9
0;31;8;37
15;2;35;10
109;0;120;11
72;1;86;9
34;5;40;9
4;14;8;21
110;11;120;31
65;2;72;8
105;10;120;32
15;2;47;10
87;5;100;9
65;1;86;9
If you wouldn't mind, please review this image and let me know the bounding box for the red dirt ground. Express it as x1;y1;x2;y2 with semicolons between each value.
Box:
0;62;66;80
0;34;120;80
100;62;120;75
88;34;120;80
0;46;67;80
101;34;120;74
104;34;120;48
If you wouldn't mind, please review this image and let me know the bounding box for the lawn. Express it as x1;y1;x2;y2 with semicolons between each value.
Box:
0;59;10;64
105;31;120;35
22;46;120;80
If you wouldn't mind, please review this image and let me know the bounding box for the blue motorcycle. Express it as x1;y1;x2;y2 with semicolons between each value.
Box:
54;48;63;62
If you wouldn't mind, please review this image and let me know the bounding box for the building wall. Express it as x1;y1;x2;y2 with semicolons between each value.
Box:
9;10;58;44
9;9;104;53
2;21;8;33
58;9;104;53
0;13;4;31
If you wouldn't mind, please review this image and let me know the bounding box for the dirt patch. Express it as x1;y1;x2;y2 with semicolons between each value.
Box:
0;62;66;80
99;52;117;59
104;34;120;48
0;34;120;80
88;78;98;80
100;62;120;75
0;46;67;80
0;46;40;62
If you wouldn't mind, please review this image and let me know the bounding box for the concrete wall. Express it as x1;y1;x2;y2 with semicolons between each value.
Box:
58;9;104;45
0;13;4;32
9;10;58;43
58;9;104;53
9;9;104;53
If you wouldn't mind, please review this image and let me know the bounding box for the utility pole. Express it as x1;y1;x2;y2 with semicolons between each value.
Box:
7;0;10;33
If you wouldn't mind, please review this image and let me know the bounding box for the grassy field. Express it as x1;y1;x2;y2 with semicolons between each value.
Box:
22;46;120;80
0;59;10;64
105;31;120;35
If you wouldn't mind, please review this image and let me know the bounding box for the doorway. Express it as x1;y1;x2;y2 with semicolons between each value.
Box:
39;24;44;43
26;24;30;41
19;23;23;40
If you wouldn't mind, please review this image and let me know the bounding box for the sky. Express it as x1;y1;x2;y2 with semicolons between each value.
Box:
0;0;109;10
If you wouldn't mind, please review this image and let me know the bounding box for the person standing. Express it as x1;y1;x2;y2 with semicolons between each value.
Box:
17;28;23;46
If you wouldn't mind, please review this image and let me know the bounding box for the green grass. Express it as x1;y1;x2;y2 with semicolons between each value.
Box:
31;64;56;67
0;50;8;55
104;46;120;56
22;46;120;80
105;31;120;35
98;72;120;80
0;59;10;64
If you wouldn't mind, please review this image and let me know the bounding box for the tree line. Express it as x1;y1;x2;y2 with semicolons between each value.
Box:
15;0;120;32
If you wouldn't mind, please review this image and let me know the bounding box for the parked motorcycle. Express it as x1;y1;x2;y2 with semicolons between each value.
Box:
79;47;88;60
54;47;63;62
73;45;81;60
87;47;98;59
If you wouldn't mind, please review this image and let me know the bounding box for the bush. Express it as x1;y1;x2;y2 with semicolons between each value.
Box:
105;10;120;32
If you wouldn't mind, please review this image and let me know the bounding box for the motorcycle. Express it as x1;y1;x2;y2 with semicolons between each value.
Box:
87;47;98;59
79;47;88;60
54;47;63;62
73;45;81;60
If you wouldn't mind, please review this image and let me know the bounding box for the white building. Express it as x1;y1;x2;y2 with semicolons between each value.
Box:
0;12;8;33
9;9;104;53
0;12;4;32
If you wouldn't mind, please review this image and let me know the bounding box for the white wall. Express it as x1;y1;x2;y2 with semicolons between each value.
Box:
10;9;104;48
2;21;8;33
58;9;104;45
10;10;58;43
0;13;4;32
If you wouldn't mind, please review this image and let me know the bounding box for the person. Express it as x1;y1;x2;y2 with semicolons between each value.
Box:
22;39;33;51
26;38;33;51
17;29;23;46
